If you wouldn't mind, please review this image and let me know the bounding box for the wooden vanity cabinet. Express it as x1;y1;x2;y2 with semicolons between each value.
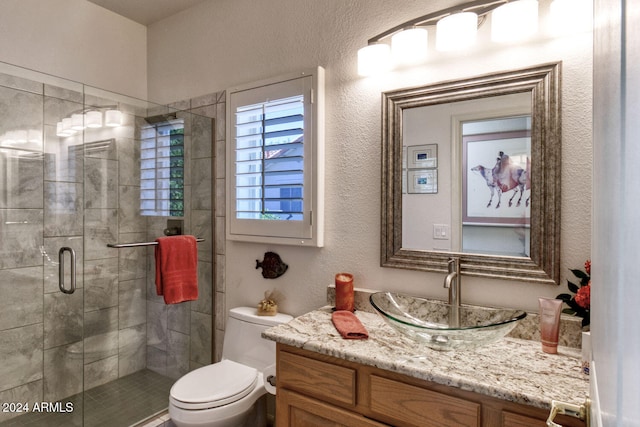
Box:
275;344;585;427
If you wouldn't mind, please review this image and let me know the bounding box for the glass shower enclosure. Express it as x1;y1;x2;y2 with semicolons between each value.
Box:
0;62;214;426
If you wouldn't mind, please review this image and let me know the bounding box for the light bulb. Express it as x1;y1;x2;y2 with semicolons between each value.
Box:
105;109;123;127
357;43;392;77
85;110;103;128
71;113;85;131
492;0;539;43
436;12;478;52
62;118;77;136
391;27;429;66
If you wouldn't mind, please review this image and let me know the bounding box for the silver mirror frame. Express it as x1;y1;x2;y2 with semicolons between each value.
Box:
381;62;561;285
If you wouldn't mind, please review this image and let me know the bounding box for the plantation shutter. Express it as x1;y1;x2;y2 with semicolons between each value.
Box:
227;68;324;246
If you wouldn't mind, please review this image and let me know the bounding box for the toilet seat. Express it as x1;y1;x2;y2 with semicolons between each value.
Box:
170;360;258;410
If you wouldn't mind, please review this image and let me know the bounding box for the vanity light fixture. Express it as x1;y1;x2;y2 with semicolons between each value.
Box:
357;0;540;76
55;106;122;137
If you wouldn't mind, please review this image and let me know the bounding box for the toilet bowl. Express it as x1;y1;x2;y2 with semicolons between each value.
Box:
169;307;292;427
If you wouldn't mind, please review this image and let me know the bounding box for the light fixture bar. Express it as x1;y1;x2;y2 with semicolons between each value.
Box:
366;0;508;44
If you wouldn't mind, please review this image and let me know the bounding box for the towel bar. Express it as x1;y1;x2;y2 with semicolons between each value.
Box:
107;237;205;248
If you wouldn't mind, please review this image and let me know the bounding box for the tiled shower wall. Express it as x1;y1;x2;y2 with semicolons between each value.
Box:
166;90;226;364
145;101;216;376
0;69;215;423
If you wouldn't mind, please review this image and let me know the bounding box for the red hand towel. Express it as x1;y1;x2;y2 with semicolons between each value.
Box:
155;235;198;304
331;310;369;340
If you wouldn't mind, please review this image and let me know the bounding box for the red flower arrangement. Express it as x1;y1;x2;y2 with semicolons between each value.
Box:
556;260;591;327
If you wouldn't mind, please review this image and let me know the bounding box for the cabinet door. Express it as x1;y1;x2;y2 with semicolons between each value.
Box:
502;411;548;427
277;389;388;427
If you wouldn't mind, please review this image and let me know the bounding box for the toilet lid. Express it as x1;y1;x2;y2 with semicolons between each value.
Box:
170;360;258;410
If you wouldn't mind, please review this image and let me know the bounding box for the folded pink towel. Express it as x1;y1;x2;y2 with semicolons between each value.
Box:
155;235;198;304
331;310;369;340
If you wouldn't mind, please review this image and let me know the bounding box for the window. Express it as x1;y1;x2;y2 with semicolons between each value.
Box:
227;68;324;246
140;118;185;217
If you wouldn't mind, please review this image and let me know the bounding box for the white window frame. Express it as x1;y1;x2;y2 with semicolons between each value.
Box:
226;67;324;246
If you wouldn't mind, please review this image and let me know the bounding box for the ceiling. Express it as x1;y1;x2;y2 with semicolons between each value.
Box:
86;0;208;25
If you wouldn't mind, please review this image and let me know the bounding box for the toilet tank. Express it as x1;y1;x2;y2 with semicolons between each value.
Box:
222;307;293;371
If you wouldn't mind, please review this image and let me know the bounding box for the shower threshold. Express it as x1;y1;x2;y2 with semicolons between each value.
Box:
0;369;175;427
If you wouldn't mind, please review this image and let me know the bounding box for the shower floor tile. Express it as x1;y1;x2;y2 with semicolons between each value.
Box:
1;369;175;427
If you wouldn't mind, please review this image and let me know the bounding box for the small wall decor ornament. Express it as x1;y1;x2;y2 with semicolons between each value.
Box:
256;252;288;279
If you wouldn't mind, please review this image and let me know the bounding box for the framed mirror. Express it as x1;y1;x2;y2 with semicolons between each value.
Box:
381;62;561;285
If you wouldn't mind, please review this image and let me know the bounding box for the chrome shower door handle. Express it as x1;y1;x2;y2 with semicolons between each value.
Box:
58;247;77;294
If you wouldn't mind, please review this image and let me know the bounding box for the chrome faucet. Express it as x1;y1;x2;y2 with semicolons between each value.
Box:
443;257;461;327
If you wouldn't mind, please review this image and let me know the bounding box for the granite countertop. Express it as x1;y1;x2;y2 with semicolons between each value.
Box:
262;307;589;410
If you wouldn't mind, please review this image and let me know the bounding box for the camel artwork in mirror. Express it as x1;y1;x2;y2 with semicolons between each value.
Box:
381;63;561;285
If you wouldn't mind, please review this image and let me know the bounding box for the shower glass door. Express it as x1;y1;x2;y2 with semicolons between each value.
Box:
0;62;213;426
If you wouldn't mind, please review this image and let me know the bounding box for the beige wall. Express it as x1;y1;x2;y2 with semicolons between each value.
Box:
147;0;593;316
0;0;147;99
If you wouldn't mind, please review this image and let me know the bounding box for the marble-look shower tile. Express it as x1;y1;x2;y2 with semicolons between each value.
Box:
84;208;118;260
147;345;167;377
85;307;118;338
215;138;226;181
215;177;225;218
84;330;119;365
44;181;83;236
190;311;212;365
215;102;226;143
119;278;146;329
118;232;147;281
118;137;140;187
0;71;43;94
119;324;146;377
119;185;146;233
83;134;117;160
167;302;190;335
84;157;117;209
190;92;217;109
166;330;190;380
43;342;83;402
191;115;213;159
0;266;42;330
192;210;213;263
0;86;43;150
192;261;212;315
191;158;212;210
0;380;43;423
43;289;83;350
0;151;43;209
215;216;225;257
43;236;84;294
0;323;43;392
43;84;83;103
0;209;43;269
84;258;118;312
215;254;225;293
147;301;168;351
84;355;118;390
43;129;84;183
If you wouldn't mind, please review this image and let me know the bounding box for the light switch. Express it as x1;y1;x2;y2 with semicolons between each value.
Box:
433;224;449;240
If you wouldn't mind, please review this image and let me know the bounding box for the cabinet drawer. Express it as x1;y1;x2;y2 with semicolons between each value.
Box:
369;375;481;427
278;350;357;407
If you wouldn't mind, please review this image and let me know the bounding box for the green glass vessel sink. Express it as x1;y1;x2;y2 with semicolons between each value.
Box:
369;292;527;351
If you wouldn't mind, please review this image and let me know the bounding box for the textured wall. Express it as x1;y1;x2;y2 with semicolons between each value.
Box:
148;0;593;316
0;0;147;99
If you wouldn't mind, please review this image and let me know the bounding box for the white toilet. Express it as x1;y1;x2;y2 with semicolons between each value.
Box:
169;307;293;427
